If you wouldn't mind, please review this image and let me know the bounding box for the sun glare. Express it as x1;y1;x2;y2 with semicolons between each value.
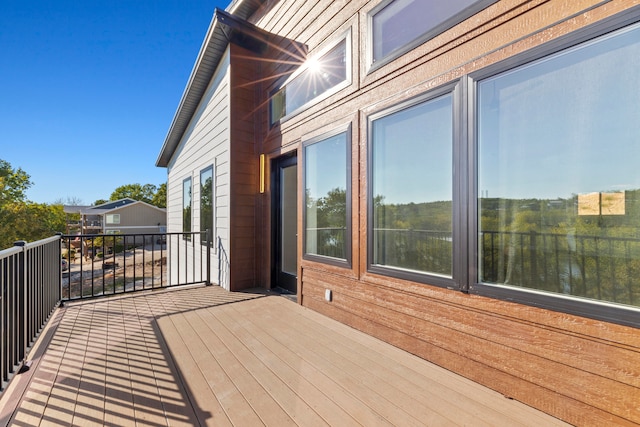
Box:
306;56;321;73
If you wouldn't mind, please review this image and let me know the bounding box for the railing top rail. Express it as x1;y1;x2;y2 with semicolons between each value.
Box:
373;228;453;233
22;234;62;250
0;245;23;259
61;231;207;239
481;229;640;243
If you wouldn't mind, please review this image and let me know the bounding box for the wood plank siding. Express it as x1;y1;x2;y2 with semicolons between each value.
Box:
229;44;260;290
245;0;640;425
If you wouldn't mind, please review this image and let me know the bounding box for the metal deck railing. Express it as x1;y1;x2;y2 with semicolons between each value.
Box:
0;231;213;392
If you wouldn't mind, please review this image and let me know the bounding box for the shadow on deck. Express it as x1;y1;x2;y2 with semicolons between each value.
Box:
0;285;568;426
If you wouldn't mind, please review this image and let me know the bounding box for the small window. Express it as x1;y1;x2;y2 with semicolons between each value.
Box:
370;0;496;68
200;166;214;244
304;128;351;263
271;36;349;124
106;214;120;225
183;177;192;241
369;92;454;280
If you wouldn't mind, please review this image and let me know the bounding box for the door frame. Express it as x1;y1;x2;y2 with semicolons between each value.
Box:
271;153;298;294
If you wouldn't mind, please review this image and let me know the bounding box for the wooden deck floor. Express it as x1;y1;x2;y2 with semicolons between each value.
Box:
0;285;569;426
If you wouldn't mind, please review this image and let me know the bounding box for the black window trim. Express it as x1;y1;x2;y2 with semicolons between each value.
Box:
366;81;462;290
466;7;640;328
367;0;499;74
302;123;353;268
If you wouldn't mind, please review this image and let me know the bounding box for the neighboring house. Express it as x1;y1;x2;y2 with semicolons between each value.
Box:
64;198;166;240
156;1;640;424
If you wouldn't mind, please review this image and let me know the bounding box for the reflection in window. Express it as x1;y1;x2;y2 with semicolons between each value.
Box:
304;131;349;261
271;38;348;123
371;94;453;277
183;177;192;240
478;23;640;307
371;0;485;64
200;166;214;244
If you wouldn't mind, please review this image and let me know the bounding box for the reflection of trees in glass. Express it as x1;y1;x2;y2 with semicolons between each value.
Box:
373;195;452;277
306;187;346;258
479;190;640;307
183;179;192;240
200;168;213;239
183;205;191;231
370;190;640;307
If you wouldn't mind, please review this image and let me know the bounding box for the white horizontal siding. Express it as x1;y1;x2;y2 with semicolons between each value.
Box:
166;48;231;288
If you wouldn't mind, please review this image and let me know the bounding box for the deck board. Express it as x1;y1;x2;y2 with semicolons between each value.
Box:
209;303;358;426
1;285;570;427
184;309;298;426
265;298;528;426
229;298;458;426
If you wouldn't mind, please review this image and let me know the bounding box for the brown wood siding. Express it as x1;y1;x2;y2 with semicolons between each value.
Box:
302;269;640;426
229;43;259;291
247;0;640;424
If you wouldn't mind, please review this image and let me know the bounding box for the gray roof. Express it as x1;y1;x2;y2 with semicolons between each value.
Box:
92;198;136;210
64;198;139;215
64;206;110;215
156;0;266;167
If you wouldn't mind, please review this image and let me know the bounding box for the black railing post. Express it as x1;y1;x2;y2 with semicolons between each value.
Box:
206;229;211;286
56;233;63;307
13;241;27;373
530;231;537;283
218;237;222;288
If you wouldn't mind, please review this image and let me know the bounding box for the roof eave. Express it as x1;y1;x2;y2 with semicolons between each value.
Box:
156;0;265;168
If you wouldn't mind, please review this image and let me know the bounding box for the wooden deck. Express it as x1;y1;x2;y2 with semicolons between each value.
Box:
0;285;569;426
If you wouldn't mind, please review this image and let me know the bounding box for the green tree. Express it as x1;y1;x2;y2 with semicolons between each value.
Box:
0;159;32;248
110;183;157;204
151;182;166;208
0;159;66;249
2;203;66;246
0;159;31;206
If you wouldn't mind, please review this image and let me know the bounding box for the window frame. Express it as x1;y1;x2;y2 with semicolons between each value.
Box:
302;124;353;268
367;0;498;73
199;165;215;246
182;176;192;241
366;82;463;289
105;214;120;225
466;10;640;328
270;30;352;125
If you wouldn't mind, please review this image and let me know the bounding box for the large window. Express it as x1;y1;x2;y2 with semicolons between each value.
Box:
476;22;640;309
304;128;350;263
362;16;640;325
271;37;349;124
183;177;192;240
370;0;496;67
200;166;214;244
369;93;453;280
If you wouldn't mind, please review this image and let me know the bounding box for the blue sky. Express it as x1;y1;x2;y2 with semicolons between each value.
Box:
1;0;227;205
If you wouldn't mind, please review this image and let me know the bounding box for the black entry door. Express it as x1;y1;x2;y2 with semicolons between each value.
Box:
272;155;298;293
